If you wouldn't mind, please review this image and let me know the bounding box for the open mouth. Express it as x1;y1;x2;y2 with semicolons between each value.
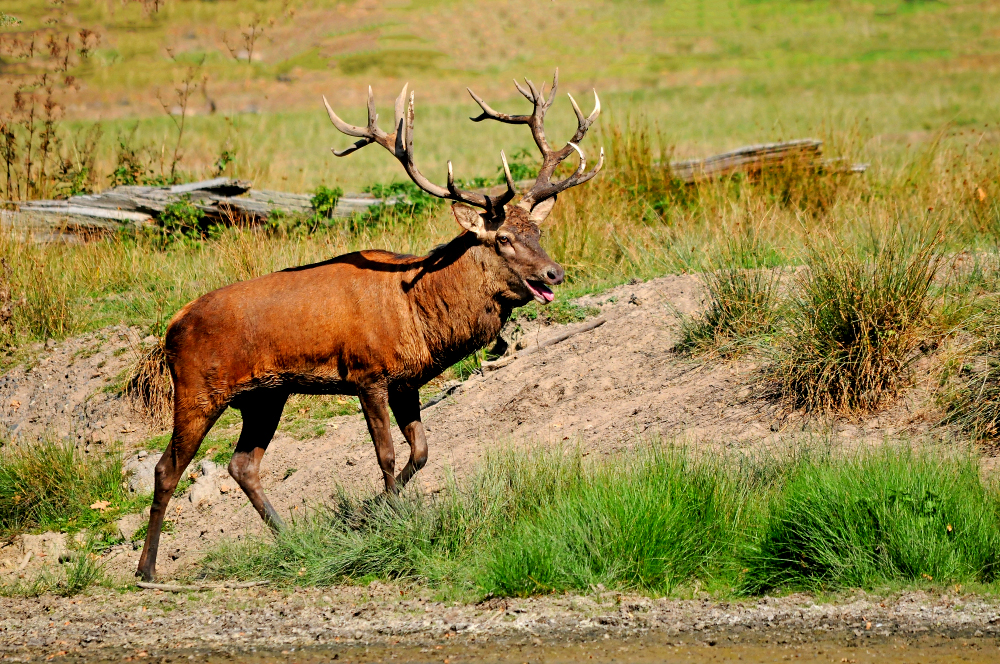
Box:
526;279;555;304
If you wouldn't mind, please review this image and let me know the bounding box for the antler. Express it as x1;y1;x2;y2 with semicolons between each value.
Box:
323;84;517;216
467;68;603;210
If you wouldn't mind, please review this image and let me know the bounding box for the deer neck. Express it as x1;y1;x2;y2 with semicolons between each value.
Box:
409;233;514;363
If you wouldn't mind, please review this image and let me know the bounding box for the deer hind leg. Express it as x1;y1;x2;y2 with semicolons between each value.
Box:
136;405;219;582
358;386;397;493
389;386;427;488
228;390;290;532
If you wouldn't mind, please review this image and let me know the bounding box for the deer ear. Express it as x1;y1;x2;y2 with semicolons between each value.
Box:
452;204;487;237
528;197;557;224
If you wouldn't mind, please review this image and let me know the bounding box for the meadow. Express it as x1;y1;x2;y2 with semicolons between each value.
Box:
3;0;1000;598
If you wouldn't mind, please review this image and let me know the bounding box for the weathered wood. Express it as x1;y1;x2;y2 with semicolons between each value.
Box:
668;139;822;183
666;138;867;183
136;580;269;592
169;177;252;196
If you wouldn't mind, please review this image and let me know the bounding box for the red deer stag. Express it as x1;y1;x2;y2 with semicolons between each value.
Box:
136;69;602;581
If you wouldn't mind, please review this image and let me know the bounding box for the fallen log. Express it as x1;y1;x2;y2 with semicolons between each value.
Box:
666;138;867;183
1;138;868;242
2;178;407;241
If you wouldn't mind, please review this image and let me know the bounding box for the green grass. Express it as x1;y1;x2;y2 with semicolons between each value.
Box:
0;536;110;598
0;439;145;537
200;442;1000;598
482;447;748;596
742;445;1000;593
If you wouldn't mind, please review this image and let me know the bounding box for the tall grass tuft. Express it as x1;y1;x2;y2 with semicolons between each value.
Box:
479;447;753;596
675;234;783;357
741;446;1000;593
0;439;136;535
201;446;586;588
937;299;1000;440
776;230;940;413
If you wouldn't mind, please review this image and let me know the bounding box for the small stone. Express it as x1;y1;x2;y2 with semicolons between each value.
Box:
200;459;218;477
354;631;363;640
125;454;159;493
45;339;56;349
20;532;68;561
189;475;219;506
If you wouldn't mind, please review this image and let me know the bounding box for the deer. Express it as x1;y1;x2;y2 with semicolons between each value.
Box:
136;69;602;581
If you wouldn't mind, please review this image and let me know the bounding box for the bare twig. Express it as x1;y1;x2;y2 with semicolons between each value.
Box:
481;317;607;372
136;580;270;592
157;60;205;181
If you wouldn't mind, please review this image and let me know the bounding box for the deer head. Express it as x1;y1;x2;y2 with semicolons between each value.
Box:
322;69;602;304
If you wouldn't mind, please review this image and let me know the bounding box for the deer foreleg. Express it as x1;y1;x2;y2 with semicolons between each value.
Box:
359;386;397;493
389;386;427;488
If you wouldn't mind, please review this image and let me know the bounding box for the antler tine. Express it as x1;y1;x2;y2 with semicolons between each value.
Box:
500;150;515;191
323;95;369;138
544;68;559;109
524;78;541;105
513;78;532;102
493;150;517;207
468;88;531;124
588;89;601;121
393;84;409;142
366;86;382;138
566;142;587;178
565;89;601;144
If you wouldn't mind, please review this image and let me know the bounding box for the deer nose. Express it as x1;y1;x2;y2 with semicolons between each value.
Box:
545;265;565;285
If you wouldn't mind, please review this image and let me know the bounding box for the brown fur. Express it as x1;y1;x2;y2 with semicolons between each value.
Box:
135;204;563;581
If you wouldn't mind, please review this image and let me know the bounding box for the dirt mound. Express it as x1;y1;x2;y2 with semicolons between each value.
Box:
0;274;944;581
0;325;157;448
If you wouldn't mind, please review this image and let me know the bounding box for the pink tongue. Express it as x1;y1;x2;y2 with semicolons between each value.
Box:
529;281;555;303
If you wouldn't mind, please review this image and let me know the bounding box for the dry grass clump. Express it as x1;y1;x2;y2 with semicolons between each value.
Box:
776;230;941;413
675;234;783;357
937;292;1000;440
941;355;1000;440
123;338;173;425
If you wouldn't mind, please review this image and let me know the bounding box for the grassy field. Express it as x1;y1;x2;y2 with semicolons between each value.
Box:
1;1;999;190
4;1;1000;599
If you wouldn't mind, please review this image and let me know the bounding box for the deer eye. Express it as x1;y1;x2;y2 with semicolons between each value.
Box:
497;235;510;245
